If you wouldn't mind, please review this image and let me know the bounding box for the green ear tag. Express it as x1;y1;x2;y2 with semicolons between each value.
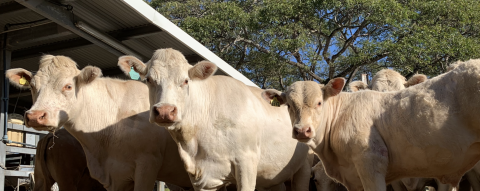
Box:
129;67;140;80
270;97;281;107
19;76;28;85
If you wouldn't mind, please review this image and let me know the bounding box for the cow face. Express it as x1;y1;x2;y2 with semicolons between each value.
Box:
6;55;101;132
118;48;217;127
311;163;337;191
261;78;345;142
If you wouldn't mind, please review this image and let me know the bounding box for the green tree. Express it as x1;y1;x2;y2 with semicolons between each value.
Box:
149;0;480;89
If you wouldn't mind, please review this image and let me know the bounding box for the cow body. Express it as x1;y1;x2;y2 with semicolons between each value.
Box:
262;60;480;191
7;55;192;191
118;48;311;191
350;69;434;191
34;129;105;191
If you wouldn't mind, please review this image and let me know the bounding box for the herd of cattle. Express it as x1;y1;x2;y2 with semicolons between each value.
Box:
4;48;480;191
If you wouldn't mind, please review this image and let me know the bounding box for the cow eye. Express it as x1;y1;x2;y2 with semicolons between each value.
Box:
63;84;72;91
318;102;322;106
184;79;188;85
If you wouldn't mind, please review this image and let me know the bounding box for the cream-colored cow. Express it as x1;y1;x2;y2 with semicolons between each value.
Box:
118;48;311;191
7;55;192;191
350;69;432;191
349;69;427;92
262;59;480;191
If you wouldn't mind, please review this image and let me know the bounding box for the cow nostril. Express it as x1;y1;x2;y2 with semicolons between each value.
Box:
306;128;311;133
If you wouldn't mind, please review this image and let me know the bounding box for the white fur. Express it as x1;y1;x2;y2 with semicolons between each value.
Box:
126;48;311;191
264;59;480;191
10;55;193;191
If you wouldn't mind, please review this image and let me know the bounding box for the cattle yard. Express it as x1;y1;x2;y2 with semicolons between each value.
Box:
2;0;480;191
0;0;255;190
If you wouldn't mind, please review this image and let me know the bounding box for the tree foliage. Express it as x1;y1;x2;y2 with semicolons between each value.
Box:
149;0;480;89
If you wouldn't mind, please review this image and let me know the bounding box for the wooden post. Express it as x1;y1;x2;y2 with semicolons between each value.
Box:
361;73;367;84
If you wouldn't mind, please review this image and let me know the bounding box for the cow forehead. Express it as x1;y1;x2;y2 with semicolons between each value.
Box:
147;48;192;81
32;67;79;90
148;60;190;81
286;81;323;107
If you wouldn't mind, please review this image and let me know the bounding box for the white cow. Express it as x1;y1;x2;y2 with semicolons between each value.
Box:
350;69;433;191
262;59;480;191
118;48;311;191
349;69;427;92
7;55;192;191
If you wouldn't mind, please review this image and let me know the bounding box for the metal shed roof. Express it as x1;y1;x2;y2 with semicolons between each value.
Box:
1;0;256;113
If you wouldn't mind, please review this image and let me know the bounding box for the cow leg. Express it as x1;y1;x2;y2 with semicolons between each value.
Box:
56;182;78;191
260;183;286;191
133;160;160;191
401;178;421;191
234;156;258;191
354;129;388;191
391;180;407;191
291;159;310;191
436;179;455;191
465;170;480;191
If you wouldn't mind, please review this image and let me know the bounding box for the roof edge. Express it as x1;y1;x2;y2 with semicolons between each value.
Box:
121;0;258;87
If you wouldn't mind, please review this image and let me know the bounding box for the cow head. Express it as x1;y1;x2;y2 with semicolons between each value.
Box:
6;55;102;132
311;162;338;191
261;78;345;142
118;48;217;127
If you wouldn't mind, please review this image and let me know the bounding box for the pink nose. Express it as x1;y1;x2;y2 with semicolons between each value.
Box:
153;105;177;123
25;110;47;127
294;126;312;139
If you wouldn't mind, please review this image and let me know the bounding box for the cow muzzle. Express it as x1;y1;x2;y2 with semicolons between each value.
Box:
294;126;312;141
153;104;177;124
25;110;49;127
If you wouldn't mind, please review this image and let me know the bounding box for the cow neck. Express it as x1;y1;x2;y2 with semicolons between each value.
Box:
65;78;148;148
168;79;213;145
309;92;355;182
309;93;345;152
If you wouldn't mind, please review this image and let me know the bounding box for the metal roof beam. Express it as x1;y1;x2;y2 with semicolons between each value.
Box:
0;2;29;18
12;24;164;61
12;38;92;61
15;0;144;59
9;23;73;46
110;24;162;41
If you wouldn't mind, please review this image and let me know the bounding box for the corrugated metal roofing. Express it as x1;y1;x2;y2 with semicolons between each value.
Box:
4;0;256;84
68;0;151;32
122;32;197;59
12;44;118;71
0;9;46;33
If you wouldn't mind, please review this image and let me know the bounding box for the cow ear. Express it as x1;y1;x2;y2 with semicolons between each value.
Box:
188;61;217;81
322;78;345;98
349;81;368;92
6;68;32;89
118;56;147;80
405;74;427;87
77;66;102;85
261;89;287;107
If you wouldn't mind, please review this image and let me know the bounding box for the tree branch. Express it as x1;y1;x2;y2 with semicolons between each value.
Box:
331;21;369;63
325;51;389;82
238;37;324;82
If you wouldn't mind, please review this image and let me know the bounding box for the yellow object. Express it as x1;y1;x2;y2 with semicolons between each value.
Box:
19;76;28;85
7;130;24;147
270;97;281;107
